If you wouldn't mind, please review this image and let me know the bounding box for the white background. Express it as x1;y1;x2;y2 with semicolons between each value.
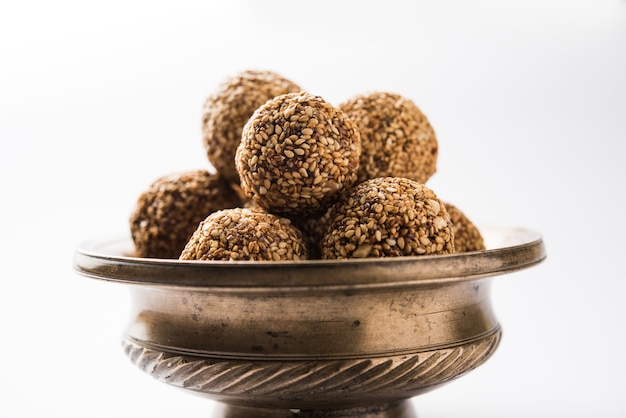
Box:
1;1;625;417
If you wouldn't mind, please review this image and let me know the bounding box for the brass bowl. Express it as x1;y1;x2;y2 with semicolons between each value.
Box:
74;226;545;418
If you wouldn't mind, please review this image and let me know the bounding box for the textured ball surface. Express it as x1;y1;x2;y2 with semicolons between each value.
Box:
339;92;438;184
180;207;309;261
444;202;486;252
201;70;301;182
294;208;333;259
130;170;243;258
321;177;454;259
236;91;361;219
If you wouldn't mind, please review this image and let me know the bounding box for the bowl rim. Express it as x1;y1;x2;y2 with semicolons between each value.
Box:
73;225;546;290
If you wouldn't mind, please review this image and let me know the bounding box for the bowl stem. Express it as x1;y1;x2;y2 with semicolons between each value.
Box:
213;401;417;418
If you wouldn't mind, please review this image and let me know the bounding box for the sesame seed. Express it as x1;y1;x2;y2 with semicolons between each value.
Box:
352;245;373;258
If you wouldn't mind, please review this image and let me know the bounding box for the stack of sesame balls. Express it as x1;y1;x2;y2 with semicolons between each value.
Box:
129;69;485;261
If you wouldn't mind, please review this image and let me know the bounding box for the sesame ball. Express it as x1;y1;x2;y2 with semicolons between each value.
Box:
444;202;486;253
339;92;438;184
179;207;308;261
236;91;361;219
129;170;243;259
201;70;301;183
294;208;333;259
321;177;454;259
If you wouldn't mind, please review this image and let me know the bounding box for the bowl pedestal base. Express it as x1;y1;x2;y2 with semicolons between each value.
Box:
213;401;416;418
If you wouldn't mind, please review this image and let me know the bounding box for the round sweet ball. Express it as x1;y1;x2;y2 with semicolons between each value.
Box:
294;208;333;259
130;170;243;259
236;91;361;219
444;202;486;253
179;207;308;261
339;91;438;184
321;177;454;259
201;70;301;183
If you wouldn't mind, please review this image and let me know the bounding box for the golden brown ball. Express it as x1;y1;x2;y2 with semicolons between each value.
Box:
130;170;243;259
293;207;333;259
201;70;301;183
321;177;454;259
236;91;361;219
180;207;308;261
444;202;486;252
339;92;438;184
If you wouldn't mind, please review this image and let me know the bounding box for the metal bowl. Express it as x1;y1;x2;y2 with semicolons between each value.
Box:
74;226;545;418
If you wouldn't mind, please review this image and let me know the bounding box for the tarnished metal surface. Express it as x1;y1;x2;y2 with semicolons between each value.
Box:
74;226;545;417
